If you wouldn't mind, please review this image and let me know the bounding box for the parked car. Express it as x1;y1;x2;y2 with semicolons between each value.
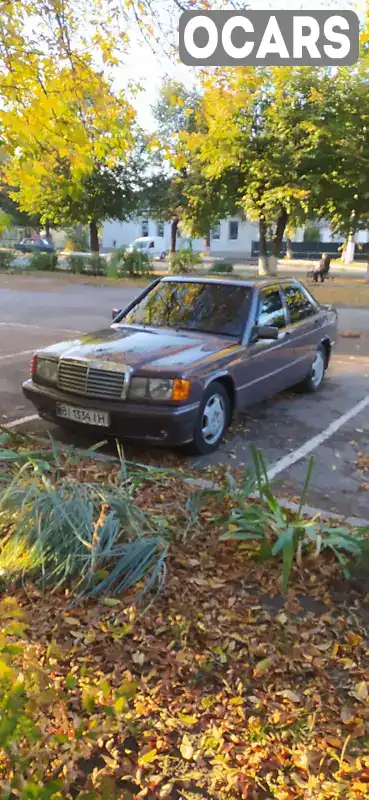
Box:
126;236;167;260
15;237;55;253
23;277;338;454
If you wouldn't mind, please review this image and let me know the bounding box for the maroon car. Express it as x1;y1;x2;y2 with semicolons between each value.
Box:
23;276;338;454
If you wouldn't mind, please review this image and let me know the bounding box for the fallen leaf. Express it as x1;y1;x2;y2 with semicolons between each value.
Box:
325;736;342;748
253;656;273;678
180;734;194;760
103;598;121;607
280;689;301;704
138;748;157;765
63;617;80;626
178;713;197;725
346;632;362;646
341;705;356;725
351;681;368;702
132;651;145;666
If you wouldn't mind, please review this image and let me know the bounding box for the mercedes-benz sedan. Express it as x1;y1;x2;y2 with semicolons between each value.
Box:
23;277;338;454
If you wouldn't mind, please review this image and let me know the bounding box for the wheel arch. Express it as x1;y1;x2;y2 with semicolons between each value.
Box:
203;372;236;421
320;336;332;367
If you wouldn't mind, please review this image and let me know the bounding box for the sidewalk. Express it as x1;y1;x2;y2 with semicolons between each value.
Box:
222;259;368;279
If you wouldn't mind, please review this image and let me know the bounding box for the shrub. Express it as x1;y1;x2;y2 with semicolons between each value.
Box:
28;251;58;271
208;261;233;274
0;249;16;271
87;255;107;276
107;246;131;278
220;447;366;590
115;249;153;277
67;254;86;274
0;457;168;599
64;226;89;252
67;254;107;276
168;249;202;274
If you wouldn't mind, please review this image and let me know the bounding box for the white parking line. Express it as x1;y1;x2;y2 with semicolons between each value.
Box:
0;349;35;361
267;393;369;481
0;323;82;334
4;414;39;429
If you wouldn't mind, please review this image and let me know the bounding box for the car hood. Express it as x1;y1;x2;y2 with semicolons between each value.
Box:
38;325;239;373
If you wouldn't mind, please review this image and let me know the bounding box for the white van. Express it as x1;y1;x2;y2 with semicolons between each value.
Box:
127;236;167;260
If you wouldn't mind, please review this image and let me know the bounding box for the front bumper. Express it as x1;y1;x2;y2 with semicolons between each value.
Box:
22;380;199;447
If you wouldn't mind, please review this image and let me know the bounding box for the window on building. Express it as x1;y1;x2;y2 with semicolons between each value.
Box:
257;289;286;329
211;223;221;240
229;221;239;240
156;221;164;237
283;284;316;322
141;219;149;237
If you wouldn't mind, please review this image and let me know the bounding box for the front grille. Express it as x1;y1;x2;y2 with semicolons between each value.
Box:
58;359;128;400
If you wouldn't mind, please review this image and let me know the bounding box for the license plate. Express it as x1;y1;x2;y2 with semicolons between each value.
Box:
56;403;110;427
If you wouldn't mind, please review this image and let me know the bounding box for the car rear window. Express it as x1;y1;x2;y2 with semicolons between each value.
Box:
257;288;286;329
283;284;317;322
120;281;253;338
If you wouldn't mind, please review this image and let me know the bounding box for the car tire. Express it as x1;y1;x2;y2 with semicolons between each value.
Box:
188;381;231;455
297;344;327;393
160;251;167;261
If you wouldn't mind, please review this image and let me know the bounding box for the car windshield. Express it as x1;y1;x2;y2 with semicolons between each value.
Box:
133;241;147;249
119;281;252;338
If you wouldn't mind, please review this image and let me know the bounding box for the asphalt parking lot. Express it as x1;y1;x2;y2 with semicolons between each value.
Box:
1;275;369;520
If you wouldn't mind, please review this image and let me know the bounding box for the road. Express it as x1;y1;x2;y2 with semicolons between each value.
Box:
1;276;369;520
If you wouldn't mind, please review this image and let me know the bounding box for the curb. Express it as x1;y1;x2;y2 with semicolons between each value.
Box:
4;426;368;529
183;477;369;528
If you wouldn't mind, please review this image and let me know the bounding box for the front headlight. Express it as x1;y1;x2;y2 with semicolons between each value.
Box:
128;377;191;401
35;357;59;384
148;378;173;400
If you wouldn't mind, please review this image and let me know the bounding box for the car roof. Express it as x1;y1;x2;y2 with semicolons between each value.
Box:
160;275;302;289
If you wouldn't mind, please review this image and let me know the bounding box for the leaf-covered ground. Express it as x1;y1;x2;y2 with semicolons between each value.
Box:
2;464;369;800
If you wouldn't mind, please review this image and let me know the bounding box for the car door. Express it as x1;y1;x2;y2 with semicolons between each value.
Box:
237;286;293;408
281;283;321;386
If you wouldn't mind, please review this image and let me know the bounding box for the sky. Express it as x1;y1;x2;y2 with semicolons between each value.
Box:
119;0;365;131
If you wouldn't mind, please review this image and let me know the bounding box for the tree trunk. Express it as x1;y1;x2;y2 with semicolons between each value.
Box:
204;230;211;255
45;220;51;242
270;208;288;275
90;221;99;254
286;238;293;260
258;218;269;275
170;218;178;253
344;233;355;264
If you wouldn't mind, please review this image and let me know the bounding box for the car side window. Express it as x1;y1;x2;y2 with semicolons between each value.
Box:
283;285;316;323
257;289;286;329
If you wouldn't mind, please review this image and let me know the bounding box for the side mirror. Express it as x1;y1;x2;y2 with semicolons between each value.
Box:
112;308;121;320
254;325;279;341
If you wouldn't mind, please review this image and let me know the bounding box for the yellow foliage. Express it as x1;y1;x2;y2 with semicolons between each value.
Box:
0;0;136;220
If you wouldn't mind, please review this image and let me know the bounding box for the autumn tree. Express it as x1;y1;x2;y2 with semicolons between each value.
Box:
146;82;202;253
181;67;334;274
310;55;369;262
0;1;136;252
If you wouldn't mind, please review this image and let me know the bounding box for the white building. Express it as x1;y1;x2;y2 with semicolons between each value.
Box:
317;223;369;245
102;216;260;258
102;215;369;258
